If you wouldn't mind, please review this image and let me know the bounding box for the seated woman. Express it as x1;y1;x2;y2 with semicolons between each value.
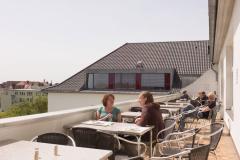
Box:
96;94;121;122
135;91;164;141
179;92;216;131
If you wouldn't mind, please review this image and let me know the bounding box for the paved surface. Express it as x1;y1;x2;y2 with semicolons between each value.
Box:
146;120;240;160
208;128;239;160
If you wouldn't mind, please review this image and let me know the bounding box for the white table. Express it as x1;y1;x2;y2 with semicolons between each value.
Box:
160;106;181;115
65;121;154;157
121;112;169;120
0;141;112;160
174;101;190;105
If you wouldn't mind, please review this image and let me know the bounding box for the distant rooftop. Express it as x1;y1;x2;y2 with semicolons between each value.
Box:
45;40;210;93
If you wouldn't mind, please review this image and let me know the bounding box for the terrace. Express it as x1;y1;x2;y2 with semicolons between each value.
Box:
0;93;238;160
1;0;240;159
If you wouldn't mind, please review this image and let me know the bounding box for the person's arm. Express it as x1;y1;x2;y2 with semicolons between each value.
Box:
200;106;210;112
96;110;100;120
117;112;121;122
96;107;110;121
136;107;148;126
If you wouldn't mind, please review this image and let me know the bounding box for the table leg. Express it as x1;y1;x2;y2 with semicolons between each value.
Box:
150;129;153;157
137;136;141;156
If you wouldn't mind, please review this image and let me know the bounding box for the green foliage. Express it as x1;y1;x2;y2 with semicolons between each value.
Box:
0;96;48;119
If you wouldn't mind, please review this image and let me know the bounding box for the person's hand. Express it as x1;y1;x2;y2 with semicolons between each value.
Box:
107;113;113;119
135;117;141;124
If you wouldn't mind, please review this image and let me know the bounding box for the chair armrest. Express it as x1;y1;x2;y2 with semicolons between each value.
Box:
114;135;147;156
150;150;190;160
156;122;176;142
31;136;38;142
196;122;223;133
67;135;76;147
126;156;144;160
164;128;195;140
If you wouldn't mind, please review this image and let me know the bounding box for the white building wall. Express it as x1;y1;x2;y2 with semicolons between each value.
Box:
181;69;218;97
48;92;168;112
218;0;240;154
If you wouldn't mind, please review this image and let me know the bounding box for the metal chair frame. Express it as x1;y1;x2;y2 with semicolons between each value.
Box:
195;123;224;159
156;119;176;143
153;131;196;157
114;134;147;159
31;132;76;147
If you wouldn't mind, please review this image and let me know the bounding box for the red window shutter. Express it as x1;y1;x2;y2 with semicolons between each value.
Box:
108;73;115;89
136;73;141;89
164;73;171;90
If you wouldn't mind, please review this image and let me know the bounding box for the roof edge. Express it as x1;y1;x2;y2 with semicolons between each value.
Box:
43;43;129;92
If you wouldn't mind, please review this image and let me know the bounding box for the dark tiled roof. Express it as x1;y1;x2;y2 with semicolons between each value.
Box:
45;40;210;92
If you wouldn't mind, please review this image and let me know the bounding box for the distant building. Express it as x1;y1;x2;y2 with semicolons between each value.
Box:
0;80;50;111
0;89;46;112
44;41;210;111
0;80;51;90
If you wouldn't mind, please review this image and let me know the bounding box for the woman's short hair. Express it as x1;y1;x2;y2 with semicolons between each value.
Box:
207;92;216;101
140;91;154;104
102;94;115;107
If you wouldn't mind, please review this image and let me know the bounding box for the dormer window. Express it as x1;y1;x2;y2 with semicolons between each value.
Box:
87;72;172;90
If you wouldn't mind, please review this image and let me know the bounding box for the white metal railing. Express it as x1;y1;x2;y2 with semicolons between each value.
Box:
0;93;180;142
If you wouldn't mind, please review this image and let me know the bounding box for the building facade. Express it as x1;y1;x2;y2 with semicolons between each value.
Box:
0;89;46;112
44;41;210;111
209;0;240;154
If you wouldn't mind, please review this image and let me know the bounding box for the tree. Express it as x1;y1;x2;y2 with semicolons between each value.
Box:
33;96;48;113
0;95;48;119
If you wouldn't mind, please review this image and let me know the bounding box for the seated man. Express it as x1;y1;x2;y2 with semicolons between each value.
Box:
195;91;208;105
179;92;216;131
180;90;190;100
200;91;208;105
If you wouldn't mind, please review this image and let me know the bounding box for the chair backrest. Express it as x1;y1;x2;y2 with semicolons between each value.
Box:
154;132;195;157
210;123;224;150
115;135;146;157
72;127;97;148
96;132;120;160
168;99;177;103
165;129;196;148
32;133;75;146
160;109;171;117
189;144;210;160
130;107;142;112
163;118;176;137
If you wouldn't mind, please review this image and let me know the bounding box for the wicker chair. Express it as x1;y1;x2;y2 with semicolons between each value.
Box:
180;107;199;130
130;107;142;112
158;102;166;105
31;133;76;146
151;150;190;160
150;144;210;160
72;127;97;148
156;118;176;143
167;99;177;103
195;123;224;157
126;156;145;160
164;129;197;148
160;109;171;117
189;144;210;160
114;135;147;160
153;130;196;157
196;106;218;127
96;131;121;160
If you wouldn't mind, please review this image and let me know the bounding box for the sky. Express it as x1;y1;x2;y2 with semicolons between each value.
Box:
0;0;209;84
